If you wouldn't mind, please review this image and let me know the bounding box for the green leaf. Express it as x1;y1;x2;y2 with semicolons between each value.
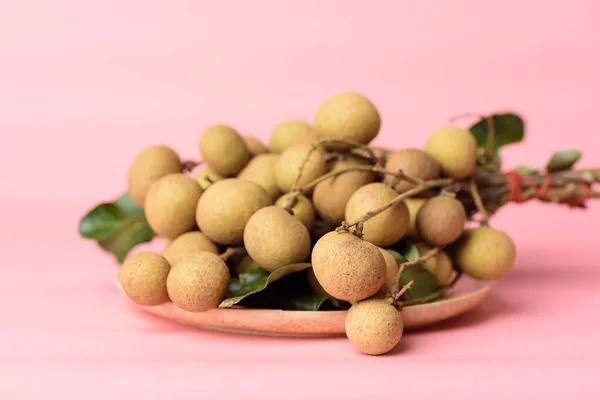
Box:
469;113;525;152
284;295;330;311
400;266;440;300
546;150;581;172
98;222;155;263
513;165;539;175
78;203;126;239
113;193;145;218
386;249;407;266
219;263;312;308
402;243;420;261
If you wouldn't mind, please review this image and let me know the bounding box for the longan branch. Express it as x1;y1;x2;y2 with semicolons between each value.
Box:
469;179;489;224
390;247;440;299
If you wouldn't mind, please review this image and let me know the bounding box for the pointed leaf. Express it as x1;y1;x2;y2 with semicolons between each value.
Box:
285;295;331;311
469;113;525;152
546;150;581;172
98;222;155;263
513;165;539;175
402;243;420;261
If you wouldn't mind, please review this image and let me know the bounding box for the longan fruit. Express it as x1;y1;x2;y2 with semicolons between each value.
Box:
405;198;427;239
145;173;203;239
199;124;251;176
293;129;320;148
232;255;262;276
196;178;272;245
314;92;381;145
162;231;219;266
195;167;225;190
344;183;410;247
243;136;268;156
307;268;329;297
274;145;327;193
384;148;441;192
345;299;403;356
416;195;466;247
415;242;454;286
166;252;230;312
237;154;281;201
311;231;386;302
269;120;312;154
313;155;376;224
453;226;516;280
274;193;316;230
425;126;477;179
374;248;400;297
243;206;311;271
127;145;182;207
118;251;171;306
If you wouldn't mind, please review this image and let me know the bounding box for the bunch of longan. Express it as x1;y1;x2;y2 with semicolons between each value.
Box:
118;92;517;356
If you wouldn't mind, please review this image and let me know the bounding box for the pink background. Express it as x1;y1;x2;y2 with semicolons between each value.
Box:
2;1;600;398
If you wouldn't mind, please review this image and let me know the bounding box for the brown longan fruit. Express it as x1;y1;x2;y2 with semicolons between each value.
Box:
195;167;225;190
293;129;320;148
166;252;230;312
425;126;477;179
384;148;441;192
127;145;182;207
312;155;376;224
344;183;410;248
405;198;427;239
311;231;386;302
269;120;312;154
314;92;381;145
145;173;203;239
374;248;400;297
237;154;281;201
196;178;272;245
243;136;268;156
414;242;454;286
243;206;311;271
416;195;466;247
199;124;251;176
274;193;316;230
274;145;327;193
345;299;403;356
118;251;171;306
307;268;329;297
162;231;219;266
453;226;516;281
232;255;262;276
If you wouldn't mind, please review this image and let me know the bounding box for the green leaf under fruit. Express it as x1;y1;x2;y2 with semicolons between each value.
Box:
385;249;407;266
469;113;525;152
546;150;581;172
284;295;331;311
219;263;312;308
513;165;539;175
400;266;440;300
99;222;155;263
402;243;420;261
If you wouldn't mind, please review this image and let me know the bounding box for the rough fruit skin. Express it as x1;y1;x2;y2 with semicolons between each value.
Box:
166;252;230;312
415;243;454;286
233;255;262;276
345;299;403;356
376;248;399;297
243;206;311;271
313;156;375;224
199;125;251;176
127;145;182;207
269;120;312;154
314;92;381;144
307;268;329;297
425;126;477;179
274;145;327;193
384;148;441;192
274;193;316;230
238;154;281;201
416;196;466;247
311;231;386;302
405;198;427;239
454;226;516;280
344;183;410;247
162;231;219;267
243;136;268;156
196;178;272;245
119;251;171;306
195;168;225;190
145;174;203;239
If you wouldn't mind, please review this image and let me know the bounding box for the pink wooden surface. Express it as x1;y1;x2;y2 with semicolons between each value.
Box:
2;1;600;398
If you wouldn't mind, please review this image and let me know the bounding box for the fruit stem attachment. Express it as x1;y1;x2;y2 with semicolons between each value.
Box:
220;246;247;262
181;160;203;172
470;179;489;225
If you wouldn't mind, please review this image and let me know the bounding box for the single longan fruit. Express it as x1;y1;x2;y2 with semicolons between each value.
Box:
127;145;182;207
307;268;330;297
166;252;230;312
275;145;327;193
454;226;516;280
345;299;403;356
425;126;477;179
416;195;466;247
233;255;262;276
344;183;410;248
405;198;427;239
384;148;441;192
311;231;386;302
293;129;320;148
414;243;454;286
243;206;311;271
196;178;272;245
274;193;316;230
243;136;268;156
269;120;312;154
195;167;225;190
313;156;376;224
145;173;203;239
314;92;381;145
118;251;171;306
238;154;281;201
199;125;251;176
162;231;219;266
373;248;400;297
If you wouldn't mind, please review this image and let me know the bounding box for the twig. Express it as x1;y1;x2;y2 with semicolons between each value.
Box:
470;179;489;224
219;247;247;262
390;248;440;298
